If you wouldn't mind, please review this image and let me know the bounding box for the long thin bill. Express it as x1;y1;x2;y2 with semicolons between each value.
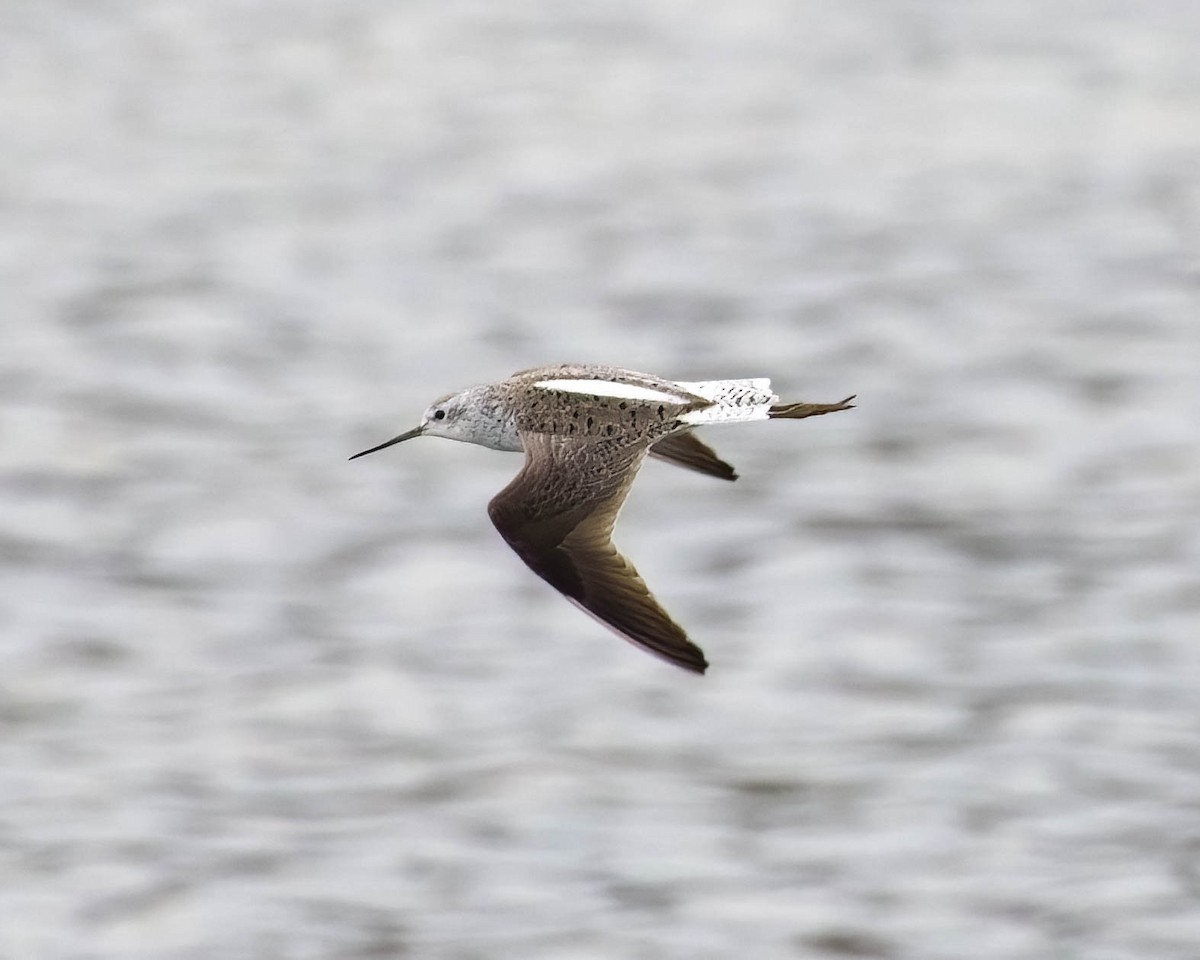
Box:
348;426;423;460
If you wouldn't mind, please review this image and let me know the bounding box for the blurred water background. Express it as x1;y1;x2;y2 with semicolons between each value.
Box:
3;2;1200;958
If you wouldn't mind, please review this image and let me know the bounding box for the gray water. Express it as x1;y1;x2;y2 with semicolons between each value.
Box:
4;3;1200;958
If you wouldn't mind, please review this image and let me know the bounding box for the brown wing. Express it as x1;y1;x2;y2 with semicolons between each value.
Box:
648;430;737;481
768;395;856;419
487;433;708;674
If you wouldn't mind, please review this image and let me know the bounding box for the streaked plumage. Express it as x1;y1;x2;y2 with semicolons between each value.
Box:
350;364;854;673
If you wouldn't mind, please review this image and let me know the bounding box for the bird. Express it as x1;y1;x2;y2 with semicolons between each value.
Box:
350;363;854;674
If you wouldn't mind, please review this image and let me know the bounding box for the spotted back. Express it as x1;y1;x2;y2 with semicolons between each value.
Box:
511;365;711;444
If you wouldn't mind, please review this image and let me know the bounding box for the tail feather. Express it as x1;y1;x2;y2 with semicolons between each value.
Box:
768;395;856;420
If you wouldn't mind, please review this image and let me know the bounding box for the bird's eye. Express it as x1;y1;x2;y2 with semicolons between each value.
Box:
432;409;446;421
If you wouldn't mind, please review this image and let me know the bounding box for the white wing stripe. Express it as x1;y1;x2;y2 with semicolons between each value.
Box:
534;378;686;403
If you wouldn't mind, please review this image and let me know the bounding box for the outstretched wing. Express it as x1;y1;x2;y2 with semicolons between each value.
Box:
648;430;737;481
487;432;708;674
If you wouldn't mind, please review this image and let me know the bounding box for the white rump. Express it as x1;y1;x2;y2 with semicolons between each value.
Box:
673;378;778;424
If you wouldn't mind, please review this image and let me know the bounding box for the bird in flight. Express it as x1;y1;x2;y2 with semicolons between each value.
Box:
351;364;854;674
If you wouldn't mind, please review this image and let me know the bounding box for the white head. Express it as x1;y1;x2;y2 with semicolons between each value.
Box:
349;385;514;460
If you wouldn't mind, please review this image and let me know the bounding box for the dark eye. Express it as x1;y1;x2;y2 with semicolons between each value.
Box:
432;409;446;421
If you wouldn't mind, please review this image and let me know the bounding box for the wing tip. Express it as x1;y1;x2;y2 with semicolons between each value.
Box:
768;395;857;419
681;657;709;675
659;641;709;675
